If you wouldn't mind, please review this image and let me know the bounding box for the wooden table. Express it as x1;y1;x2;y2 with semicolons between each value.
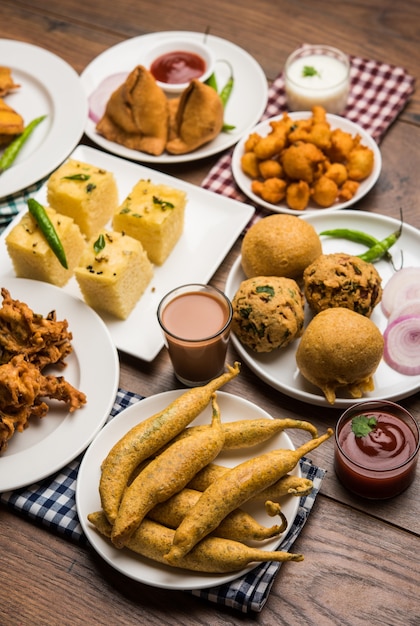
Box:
1;1;419;624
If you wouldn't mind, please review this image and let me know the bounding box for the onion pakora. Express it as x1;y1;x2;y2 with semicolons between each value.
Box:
0;288;86;452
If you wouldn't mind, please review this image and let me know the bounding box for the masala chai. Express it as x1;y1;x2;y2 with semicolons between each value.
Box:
157;284;233;386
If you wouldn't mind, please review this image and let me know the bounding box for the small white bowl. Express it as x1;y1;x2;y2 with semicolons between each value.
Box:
143;37;214;94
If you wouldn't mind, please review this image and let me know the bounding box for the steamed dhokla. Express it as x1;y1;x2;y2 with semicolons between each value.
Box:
231;276;305;352
47;159;119;239
75;230;153;320
113;179;186;265
5;207;85;287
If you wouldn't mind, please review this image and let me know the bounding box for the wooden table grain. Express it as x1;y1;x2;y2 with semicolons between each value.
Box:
1;1;419;624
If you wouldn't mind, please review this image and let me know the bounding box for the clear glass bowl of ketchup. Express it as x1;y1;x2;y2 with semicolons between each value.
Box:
144;38;215;94
334;400;419;499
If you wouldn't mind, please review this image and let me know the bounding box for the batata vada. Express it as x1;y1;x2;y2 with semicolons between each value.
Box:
241;214;322;280
296;307;384;404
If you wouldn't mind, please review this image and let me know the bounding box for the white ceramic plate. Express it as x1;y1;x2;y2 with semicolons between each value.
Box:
0;39;88;199
80;31;268;163
225;210;420;408
0;277;119;491
231;112;382;215
0;144;254;361
76;390;301;590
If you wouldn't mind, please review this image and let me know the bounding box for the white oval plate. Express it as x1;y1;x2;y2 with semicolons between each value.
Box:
231;112;382;215
225;210;420;408
76;390;301;590
81;31;268;164
0;277;119;491
0;39;88;199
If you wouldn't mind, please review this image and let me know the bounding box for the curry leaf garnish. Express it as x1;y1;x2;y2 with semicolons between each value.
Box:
62;174;91;181
153;195;174;210
351;414;377;437
256;285;275;298
302;65;321;78
93;233;106;254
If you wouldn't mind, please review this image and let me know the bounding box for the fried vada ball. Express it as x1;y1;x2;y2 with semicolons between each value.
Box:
288;107;331;151
303;252;383;317
296;307;384;404
281;142;326;184
338;179;359;201
232;276;304;352
241;151;260;179
324;162;348;186
311;175;338;207
258;159;283;179
326;128;355;162
251;178;287;204
241;214;322;280
286;180;310;211
346;143;375;181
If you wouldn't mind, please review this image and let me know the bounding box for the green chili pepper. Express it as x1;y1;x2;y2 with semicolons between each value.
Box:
0;115;47;174
319;226;400;266
219;72;234;107
358;223;402;263
320;228;383;248
27;198;68;269
204;72;218;91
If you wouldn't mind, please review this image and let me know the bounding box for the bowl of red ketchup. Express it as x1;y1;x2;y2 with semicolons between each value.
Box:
145;37;215;94
334;400;419;499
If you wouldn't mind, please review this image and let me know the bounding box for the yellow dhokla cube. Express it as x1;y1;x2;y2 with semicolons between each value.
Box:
5;207;86;287
112;179;186;265
74;230;153;320
47;159;119;239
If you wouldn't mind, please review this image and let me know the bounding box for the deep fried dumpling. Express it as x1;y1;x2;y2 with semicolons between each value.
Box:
166;80;223;154
96;65;169;156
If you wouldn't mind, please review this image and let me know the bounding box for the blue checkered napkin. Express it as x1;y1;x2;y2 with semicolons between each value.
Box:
0;389;326;614
0;177;46;234
0;389;141;542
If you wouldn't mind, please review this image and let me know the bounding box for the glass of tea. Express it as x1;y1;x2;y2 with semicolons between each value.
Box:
334;400;420;499
157;283;233;386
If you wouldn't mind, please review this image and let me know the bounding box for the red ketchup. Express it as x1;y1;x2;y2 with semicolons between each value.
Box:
334;407;419;499
151;51;206;84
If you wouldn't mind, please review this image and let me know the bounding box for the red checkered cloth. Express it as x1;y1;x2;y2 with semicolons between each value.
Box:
202;54;415;208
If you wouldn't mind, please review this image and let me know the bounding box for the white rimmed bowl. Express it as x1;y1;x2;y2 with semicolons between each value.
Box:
143;37;214;94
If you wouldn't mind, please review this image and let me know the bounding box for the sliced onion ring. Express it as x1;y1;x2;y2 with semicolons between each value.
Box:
388;298;420;325
383;314;420;375
381;267;420;317
88;72;129;123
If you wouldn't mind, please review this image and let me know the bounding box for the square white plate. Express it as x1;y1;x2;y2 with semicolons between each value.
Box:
0;145;254;361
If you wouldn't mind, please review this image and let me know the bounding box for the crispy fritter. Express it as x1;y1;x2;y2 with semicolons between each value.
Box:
0;97;24;146
0;288;73;368
0;67;20;96
0;354;86;452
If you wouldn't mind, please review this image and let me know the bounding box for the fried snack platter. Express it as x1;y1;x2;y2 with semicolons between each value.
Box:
0;277;119;491
0;144;254;362
76;390;302;590
0;39;88;198
225;210;420;408
231;112;382;215
80;31;268;164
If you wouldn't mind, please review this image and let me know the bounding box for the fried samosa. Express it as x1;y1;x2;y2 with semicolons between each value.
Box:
96;65;169;156
166;79;224;155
